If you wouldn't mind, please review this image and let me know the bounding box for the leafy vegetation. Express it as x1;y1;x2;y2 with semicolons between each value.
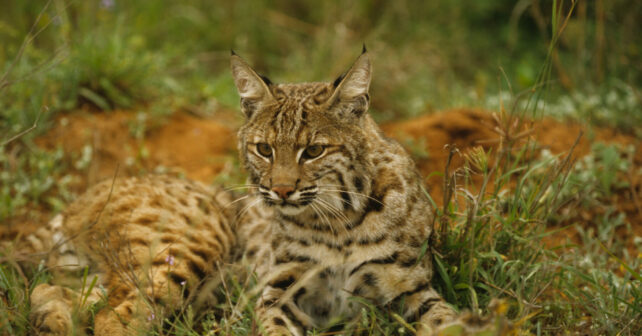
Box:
0;0;640;335
431;136;640;334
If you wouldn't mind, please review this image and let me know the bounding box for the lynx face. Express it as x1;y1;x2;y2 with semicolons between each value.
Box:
233;52;374;217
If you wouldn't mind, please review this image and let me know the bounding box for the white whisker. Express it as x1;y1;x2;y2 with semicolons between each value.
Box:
315;198;350;223
224;184;259;191
313;198;351;235
321;192;355;208
236;198;263;221
319;188;383;205
224;192;260;208
309;202;334;235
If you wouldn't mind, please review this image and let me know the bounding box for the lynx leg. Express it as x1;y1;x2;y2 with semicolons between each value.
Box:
93;301;150;336
92;259;203;335
28;214;102;335
30;283;102;336
409;288;458;336
85;276;169;335
255;265;316;336
256;288;312;336
30;284;74;336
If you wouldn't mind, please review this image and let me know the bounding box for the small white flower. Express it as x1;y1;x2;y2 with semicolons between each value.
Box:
101;0;115;9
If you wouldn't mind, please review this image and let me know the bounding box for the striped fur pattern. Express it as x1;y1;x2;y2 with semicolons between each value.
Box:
232;49;457;335
25;176;237;335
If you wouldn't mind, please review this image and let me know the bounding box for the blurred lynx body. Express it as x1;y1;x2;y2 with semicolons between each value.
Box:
26;176;240;335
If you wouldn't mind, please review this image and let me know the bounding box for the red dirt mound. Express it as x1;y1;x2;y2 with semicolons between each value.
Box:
36;110;235;186
383;108;641;205
382;108;497;203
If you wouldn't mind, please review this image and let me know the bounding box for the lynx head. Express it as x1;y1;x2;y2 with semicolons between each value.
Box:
231;49;375;217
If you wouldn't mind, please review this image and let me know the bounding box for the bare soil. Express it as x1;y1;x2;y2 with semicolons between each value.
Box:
35;109;235;185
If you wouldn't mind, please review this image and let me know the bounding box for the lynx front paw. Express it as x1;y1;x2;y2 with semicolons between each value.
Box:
30;284;75;336
30;301;73;336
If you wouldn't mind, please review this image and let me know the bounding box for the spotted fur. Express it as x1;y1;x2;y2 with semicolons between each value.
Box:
231;49;457;335
24;176;237;335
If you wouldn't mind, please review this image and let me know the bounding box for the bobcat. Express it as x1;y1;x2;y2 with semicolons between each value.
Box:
230;48;458;335
22;49;487;335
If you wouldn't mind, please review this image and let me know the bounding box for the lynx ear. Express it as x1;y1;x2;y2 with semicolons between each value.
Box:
230;52;275;118
328;48;372;118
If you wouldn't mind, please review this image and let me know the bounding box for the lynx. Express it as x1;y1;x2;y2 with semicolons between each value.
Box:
230;48;458;335
22;48;493;335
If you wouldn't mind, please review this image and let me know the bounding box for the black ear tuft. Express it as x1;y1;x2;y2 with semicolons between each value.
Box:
259;74;272;86
230;49;237;56
362;44;367;54
332;73;345;88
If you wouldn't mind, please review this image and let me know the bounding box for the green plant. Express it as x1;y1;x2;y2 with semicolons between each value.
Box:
399;135;430;160
0;145;75;220
53;24;165;111
0;257;51;336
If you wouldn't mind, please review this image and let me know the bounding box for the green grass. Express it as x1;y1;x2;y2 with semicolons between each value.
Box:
0;255;51;335
2;0;640;128
1;0;640;335
0;146;76;220
431;136;641;334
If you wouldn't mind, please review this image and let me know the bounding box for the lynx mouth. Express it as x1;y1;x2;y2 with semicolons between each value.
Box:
262;197;314;208
268;199;311;216
258;185;318;209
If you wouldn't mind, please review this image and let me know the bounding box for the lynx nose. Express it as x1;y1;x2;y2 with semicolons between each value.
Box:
272;185;295;200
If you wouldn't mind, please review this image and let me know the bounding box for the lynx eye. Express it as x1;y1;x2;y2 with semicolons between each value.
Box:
256;143;272;157
302;145;325;160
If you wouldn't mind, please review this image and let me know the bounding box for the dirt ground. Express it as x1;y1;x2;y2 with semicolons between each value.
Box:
4;108;641;251
35;109;237;186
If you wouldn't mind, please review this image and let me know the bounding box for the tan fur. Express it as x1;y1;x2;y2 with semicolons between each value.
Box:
26;176;237;335
231;50;458;335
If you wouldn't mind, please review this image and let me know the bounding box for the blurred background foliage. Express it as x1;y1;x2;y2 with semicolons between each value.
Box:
1;0;640;135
